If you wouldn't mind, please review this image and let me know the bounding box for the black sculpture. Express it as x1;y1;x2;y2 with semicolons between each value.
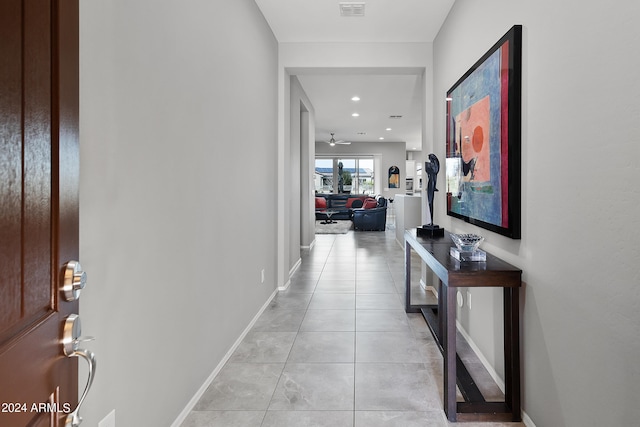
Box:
426;153;440;225
418;153;444;237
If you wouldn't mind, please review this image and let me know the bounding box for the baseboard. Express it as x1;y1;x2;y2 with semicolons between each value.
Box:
455;321;536;427
289;257;302;277
278;279;291;291
170;287;279;427
522;411;537;427
278;258;301;291
301;239;315;250
395;237;404;249
455;320;506;392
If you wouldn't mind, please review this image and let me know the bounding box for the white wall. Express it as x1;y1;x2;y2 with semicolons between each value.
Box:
79;0;278;425
289;76;316;267
434;1;640;426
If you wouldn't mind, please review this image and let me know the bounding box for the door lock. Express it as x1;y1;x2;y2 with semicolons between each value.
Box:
61;261;87;301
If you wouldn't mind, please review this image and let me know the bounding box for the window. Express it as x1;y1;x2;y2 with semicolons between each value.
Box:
315;157;375;195
314;158;334;194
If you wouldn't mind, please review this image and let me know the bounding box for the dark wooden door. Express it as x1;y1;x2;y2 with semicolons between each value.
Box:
0;0;80;426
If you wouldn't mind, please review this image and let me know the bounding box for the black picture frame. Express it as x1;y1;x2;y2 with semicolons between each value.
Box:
445;25;522;239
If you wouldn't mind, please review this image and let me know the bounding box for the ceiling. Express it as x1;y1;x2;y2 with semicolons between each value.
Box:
297;73;424;149
254;0;455;152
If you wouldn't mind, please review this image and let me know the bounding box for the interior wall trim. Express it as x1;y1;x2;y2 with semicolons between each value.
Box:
455;319;536;426
170;287;279;427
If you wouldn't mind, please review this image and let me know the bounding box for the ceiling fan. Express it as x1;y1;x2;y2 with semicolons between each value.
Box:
325;133;351;146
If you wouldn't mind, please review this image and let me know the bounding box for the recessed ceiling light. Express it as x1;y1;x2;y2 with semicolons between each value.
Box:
379;137;384;140
385;128;392;131
351;96;360;101
352;113;359;117
339;2;365;17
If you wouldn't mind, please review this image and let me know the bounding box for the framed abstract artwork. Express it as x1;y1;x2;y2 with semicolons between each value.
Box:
445;25;522;239
388;165;400;188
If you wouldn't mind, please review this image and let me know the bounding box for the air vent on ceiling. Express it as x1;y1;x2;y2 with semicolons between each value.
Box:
339;2;365;17
389;115;403;119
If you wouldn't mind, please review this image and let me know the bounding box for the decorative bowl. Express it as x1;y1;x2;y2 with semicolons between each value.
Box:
450;233;484;252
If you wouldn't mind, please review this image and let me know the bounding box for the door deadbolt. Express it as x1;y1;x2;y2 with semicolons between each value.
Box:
62;261;87;301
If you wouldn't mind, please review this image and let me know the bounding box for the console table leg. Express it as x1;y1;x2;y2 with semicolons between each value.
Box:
405;240;411;311
437;279;444;343
443;283;457;421
504;287;522;421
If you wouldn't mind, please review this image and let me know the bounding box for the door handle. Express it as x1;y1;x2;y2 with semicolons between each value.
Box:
62;314;96;427
61;261;87;301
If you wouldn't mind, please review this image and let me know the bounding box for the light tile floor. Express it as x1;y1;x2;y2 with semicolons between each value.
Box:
182;228;525;427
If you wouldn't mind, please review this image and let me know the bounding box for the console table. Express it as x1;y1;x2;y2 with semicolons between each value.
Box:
404;228;522;422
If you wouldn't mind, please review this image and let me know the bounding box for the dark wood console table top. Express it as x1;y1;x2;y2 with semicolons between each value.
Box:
404;228;522;422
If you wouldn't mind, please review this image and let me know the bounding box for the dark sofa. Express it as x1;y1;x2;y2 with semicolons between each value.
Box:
315;194;368;220
315;194;388;231
353;197;387;231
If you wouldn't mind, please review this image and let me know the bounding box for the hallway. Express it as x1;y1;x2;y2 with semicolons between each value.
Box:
181;229;525;427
